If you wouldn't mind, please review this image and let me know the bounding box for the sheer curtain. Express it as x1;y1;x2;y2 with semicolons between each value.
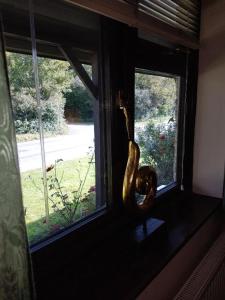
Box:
0;16;34;300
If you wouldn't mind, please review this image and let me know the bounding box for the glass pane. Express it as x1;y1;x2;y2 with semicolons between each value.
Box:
2;0;47;244
135;71;179;190
4;0;103;245
7;52;46;243
40;57;96;231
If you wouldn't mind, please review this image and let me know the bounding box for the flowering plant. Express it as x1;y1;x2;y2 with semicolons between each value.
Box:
137;119;176;186
29;150;95;232
46;152;95;227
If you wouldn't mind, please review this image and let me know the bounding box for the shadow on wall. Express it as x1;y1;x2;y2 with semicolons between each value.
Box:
199;0;225;74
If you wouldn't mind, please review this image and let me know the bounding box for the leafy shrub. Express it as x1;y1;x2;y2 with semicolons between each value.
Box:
64;81;93;122
7;52;94;132
11;89;66;134
29;152;95;229
135;73;177;121
137;120;176;186
7;52;72;135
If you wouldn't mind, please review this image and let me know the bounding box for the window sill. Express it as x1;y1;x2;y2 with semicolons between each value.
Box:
30;182;178;253
31;192;222;300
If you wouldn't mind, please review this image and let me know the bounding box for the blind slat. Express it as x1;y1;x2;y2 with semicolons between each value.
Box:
139;4;195;35
162;0;198;21
139;0;200;36
140;0;197;32
149;0;198;24
173;0;199;15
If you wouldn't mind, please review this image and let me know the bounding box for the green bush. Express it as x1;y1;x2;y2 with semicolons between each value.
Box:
12;89;66;134
11;88;65;134
7;52;94;132
135;73;177;121
64;84;93;122
7;52;72;135
137;120;176;186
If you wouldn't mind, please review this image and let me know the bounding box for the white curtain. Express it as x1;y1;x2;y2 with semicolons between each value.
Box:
0;17;34;300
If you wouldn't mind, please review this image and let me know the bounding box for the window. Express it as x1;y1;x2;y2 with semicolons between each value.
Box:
3;0;105;245
135;70;180;190
7;53;99;244
0;1;199;299
2;0;189;250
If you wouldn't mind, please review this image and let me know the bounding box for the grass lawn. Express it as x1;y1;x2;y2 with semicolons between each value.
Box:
21;156;96;244
16;130;67;142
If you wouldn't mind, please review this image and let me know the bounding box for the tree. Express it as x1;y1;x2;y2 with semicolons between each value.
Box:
135;73;177;120
7;52;74;134
64;76;93;122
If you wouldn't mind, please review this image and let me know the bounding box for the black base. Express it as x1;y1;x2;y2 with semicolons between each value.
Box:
132;218;166;244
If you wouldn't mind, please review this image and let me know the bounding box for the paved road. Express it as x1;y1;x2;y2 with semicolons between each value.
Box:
17;124;94;172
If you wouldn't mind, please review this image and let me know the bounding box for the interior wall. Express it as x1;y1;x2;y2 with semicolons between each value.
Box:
137;210;222;300
193;0;225;198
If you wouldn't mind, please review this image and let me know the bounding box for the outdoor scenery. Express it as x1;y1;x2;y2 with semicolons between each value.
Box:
6;52;179;244
135;72;179;189
7;52;96;244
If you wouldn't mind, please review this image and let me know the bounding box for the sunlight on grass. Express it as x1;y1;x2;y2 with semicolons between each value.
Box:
21;156;96;244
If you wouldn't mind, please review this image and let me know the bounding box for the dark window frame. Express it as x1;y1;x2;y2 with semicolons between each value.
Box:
134;68;182;190
2;4;199;297
4;11;197;246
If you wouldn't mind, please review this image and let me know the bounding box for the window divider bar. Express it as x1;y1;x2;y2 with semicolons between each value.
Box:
29;0;50;223
59;45;98;100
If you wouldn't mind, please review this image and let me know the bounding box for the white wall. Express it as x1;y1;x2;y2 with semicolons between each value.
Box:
193;0;225;198
138;212;221;300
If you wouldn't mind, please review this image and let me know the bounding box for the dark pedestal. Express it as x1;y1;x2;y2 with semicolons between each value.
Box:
132;218;166;244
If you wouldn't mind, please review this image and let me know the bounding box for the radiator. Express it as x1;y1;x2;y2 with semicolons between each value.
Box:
174;228;225;300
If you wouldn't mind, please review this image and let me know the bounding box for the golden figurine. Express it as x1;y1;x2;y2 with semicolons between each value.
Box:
121;98;157;215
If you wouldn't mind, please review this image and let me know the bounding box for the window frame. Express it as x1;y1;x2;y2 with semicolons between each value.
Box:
2;7;199;296
135;39;192;194
134;68;182;191
3;3;110;247
5;14;192;248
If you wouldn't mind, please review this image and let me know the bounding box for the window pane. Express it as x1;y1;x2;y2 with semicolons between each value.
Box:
135;71;179;190
6;52;98;244
4;0;103;244
7;52;47;243
40;57;96;227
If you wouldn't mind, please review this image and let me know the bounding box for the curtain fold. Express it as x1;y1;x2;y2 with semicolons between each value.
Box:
0;16;34;300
